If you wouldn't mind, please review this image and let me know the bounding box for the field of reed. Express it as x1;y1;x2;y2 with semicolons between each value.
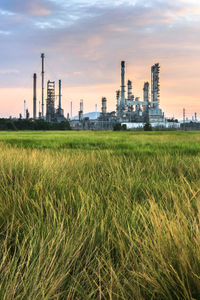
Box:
0;131;200;299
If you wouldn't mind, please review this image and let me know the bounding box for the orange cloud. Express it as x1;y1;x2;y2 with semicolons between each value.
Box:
27;2;51;16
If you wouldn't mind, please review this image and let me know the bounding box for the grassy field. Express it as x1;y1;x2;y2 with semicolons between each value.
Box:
0;131;200;299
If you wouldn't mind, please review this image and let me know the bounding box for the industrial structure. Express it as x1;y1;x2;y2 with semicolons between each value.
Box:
23;53;193;130
41;53;45;118
70;61;165;129
46;80;56;122
29;53;65;122
33;73;37;120
115;61;164;124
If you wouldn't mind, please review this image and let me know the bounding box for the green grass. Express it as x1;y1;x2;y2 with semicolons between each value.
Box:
0;131;200;299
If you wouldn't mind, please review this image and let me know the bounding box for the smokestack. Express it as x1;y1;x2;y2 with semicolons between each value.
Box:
95;104;98;119
79;99;83;121
143;82;149;103
70;101;72;119
24;100;26;119
127;80;132;101
58;79;62;113
116;90;120;113
102;97;107;114
80;99;83;112
41;53;45;118
26;109;30;120
33;73;37;120
151;63;160;108
39;101;41;119
121;61;125;108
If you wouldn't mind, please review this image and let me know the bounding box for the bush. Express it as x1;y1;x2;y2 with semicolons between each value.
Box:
144;122;152;131
113;123;127;131
6;121;17;131
121;124;127;131
113;123;122;131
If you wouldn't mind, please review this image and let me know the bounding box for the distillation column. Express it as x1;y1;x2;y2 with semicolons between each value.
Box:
58;79;62;114
33;73;37;120
127;80;132;101
46;80;55;122
151;63;160;108
102;97;107;114
70;102;72;119
143;82;150;121
24;100;26;119
120;61;126;109
143;82;149;103
41;53;45;118
116;90;120;114
79;100;83;121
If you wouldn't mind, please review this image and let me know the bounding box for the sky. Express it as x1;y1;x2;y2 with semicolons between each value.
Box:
0;0;200;119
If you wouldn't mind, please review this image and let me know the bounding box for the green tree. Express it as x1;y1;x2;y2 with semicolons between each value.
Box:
144;122;152;131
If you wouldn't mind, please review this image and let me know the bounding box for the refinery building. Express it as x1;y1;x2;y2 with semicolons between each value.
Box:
116;61;164;124
71;60;166;129
29;53;177;129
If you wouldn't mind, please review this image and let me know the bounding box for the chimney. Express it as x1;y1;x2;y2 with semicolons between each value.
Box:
102;97;107;114
127;80;132;101
33;73;37;120
120;61;126;108
58;79;62;113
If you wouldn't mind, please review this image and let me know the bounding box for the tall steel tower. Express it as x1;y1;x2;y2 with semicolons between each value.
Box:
127;80;132;101
151;63;160;108
33;73;37;120
58;79;62;114
46;80;55;122
41;53;45;118
143;82;149;103
120;61;126;109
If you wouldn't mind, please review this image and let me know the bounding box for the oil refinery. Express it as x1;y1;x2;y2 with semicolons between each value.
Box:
24;54;188;130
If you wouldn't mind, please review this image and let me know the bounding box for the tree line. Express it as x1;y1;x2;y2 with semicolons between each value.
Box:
0;119;71;131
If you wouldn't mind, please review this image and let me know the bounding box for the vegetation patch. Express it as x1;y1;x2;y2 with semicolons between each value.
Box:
0;131;200;299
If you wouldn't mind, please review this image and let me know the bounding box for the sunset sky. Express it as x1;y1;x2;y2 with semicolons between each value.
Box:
0;0;200;119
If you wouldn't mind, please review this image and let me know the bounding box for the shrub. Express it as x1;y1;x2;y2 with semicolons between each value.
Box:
144;122;152;131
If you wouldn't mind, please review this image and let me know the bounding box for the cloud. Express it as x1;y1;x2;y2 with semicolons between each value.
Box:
0;30;11;35
0;0;55;16
0;69;19;74
0;0;200;117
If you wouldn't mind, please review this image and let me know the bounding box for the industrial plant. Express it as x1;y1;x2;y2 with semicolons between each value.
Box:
31;53;65;123
21;53;197;130
71;60;166;129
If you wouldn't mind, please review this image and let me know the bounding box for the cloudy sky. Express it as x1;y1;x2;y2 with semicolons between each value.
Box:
0;0;200;118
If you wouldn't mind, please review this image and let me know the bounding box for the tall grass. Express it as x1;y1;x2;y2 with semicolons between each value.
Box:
0;132;200;299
